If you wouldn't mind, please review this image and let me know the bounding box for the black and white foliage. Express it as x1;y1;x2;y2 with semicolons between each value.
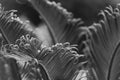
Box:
0;0;120;80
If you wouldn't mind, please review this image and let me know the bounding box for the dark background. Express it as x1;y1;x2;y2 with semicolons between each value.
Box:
0;0;120;26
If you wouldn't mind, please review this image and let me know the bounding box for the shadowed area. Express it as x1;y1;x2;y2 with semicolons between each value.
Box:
1;0;120;26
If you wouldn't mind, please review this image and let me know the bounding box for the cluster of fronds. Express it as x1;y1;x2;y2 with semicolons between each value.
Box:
0;0;120;80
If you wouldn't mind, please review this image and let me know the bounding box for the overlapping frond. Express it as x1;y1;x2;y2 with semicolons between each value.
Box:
26;0;84;45
1;34;49;80
80;5;120;80
1;34;87;80
0;4;30;44
2;0;120;80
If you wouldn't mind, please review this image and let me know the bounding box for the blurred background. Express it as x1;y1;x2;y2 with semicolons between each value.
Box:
0;0;120;26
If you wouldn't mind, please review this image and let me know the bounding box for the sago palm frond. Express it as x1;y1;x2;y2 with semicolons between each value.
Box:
0;4;53;47
1;0;120;80
80;4;120;80
25;0;84;45
2;34;87;80
1;34;51;80
0;2;87;80
0;4;30;44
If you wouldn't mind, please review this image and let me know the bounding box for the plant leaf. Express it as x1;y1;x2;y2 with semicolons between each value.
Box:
38;42;87;80
0;55;21;80
2;34;87;80
27;0;84;44
0;4;35;44
38;62;51;80
82;5;120;80
107;42;120;80
2;34;53;80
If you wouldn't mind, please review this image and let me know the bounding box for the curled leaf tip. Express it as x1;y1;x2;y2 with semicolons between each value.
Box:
1;34;88;80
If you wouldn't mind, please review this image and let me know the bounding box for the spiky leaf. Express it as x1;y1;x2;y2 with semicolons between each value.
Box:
82;5;120;80
26;0;84;45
